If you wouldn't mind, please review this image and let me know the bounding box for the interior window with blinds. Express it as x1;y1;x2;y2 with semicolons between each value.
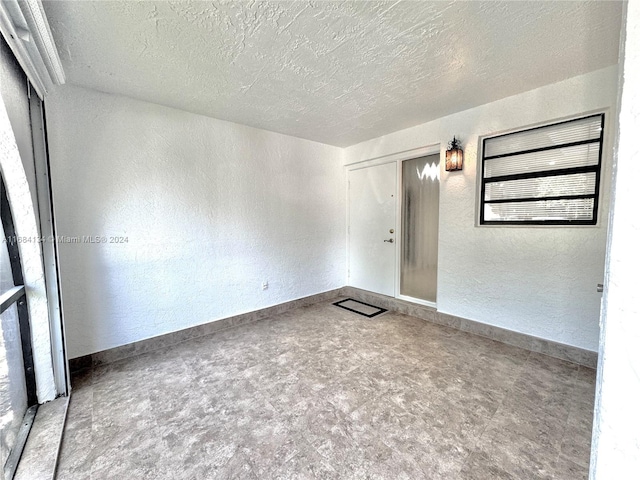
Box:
480;114;605;225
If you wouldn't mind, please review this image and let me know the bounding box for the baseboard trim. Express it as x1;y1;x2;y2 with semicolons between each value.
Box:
343;287;597;368
68;288;345;372
69;286;597;372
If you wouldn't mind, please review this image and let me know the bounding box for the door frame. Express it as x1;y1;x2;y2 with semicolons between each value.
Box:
345;143;441;306
30;90;69;396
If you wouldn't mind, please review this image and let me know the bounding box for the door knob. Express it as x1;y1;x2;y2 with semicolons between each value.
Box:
384;238;394;243
597;283;604;293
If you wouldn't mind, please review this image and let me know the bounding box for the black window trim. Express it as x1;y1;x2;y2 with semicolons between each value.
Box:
479;113;605;226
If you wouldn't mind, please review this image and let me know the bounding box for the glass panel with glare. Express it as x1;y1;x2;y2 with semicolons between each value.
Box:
484;116;602;158
485;172;597;201
484;143;600;179
484;198;595;222
401;154;439;302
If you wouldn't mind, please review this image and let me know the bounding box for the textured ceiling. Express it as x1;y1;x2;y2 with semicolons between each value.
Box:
42;1;622;147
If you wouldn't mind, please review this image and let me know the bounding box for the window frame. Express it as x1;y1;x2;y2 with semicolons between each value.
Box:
479;113;605;226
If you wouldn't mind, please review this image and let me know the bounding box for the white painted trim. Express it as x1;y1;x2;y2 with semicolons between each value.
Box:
344;143;440;168
345;158;396;172
345;170;351;286
394;159;402;298
0;0;64;98
30;93;68;396
19;0;64;83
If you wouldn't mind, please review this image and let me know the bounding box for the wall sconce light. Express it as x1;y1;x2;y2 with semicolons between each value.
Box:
445;136;464;171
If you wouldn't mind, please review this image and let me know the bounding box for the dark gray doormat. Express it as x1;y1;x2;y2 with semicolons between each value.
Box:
333;298;388;318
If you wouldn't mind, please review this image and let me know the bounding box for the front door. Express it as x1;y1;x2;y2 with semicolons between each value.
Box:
348;163;396;296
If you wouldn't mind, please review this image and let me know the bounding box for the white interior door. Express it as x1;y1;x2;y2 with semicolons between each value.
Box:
348;162;396;296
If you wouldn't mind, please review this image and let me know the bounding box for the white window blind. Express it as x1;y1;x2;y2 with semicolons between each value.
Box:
480;114;604;225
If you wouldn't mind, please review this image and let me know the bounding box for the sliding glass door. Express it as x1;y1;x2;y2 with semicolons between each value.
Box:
0;34;42;480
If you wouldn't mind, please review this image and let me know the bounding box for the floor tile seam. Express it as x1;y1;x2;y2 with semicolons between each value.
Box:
85;436;102;480
316;372;365;403
491;358;533;400
469;351;531;457
383;368;436;394
372;387;439;433
336;385;397;419
355;336;422;370
462;435;531;480
381;342;438;369
569;367;598;398
512;388;575;425
212;444;251;476
376;439;433;479
484;415;567;454
63;395;93;425
353;358;421;396
488;379;575;427
294;353;367;390
478;431;565;474
505;372;574;412
90;381;154;408
87;385;95;453
498;349;534;402
89;391;160;449
451;443;477;477
557;450;589;470
56;421;93;469
494;392;573;421
246;356;340;387
340;385;391;418
457;429;489;474
283;436;336;475
377;432;471;479
521;368;581;387
348;348;398;372
566;399;596;424
244;378;292;426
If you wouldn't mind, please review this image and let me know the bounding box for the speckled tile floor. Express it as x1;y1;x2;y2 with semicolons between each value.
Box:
56;300;595;479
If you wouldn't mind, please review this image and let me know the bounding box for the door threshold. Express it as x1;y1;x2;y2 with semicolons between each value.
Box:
397;294;436;309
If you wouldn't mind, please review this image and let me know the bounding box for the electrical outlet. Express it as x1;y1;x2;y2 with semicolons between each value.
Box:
262;281;268;290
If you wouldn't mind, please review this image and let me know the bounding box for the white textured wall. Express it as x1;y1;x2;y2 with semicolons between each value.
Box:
591;1;640;477
345;66;619;352
45;85;345;359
